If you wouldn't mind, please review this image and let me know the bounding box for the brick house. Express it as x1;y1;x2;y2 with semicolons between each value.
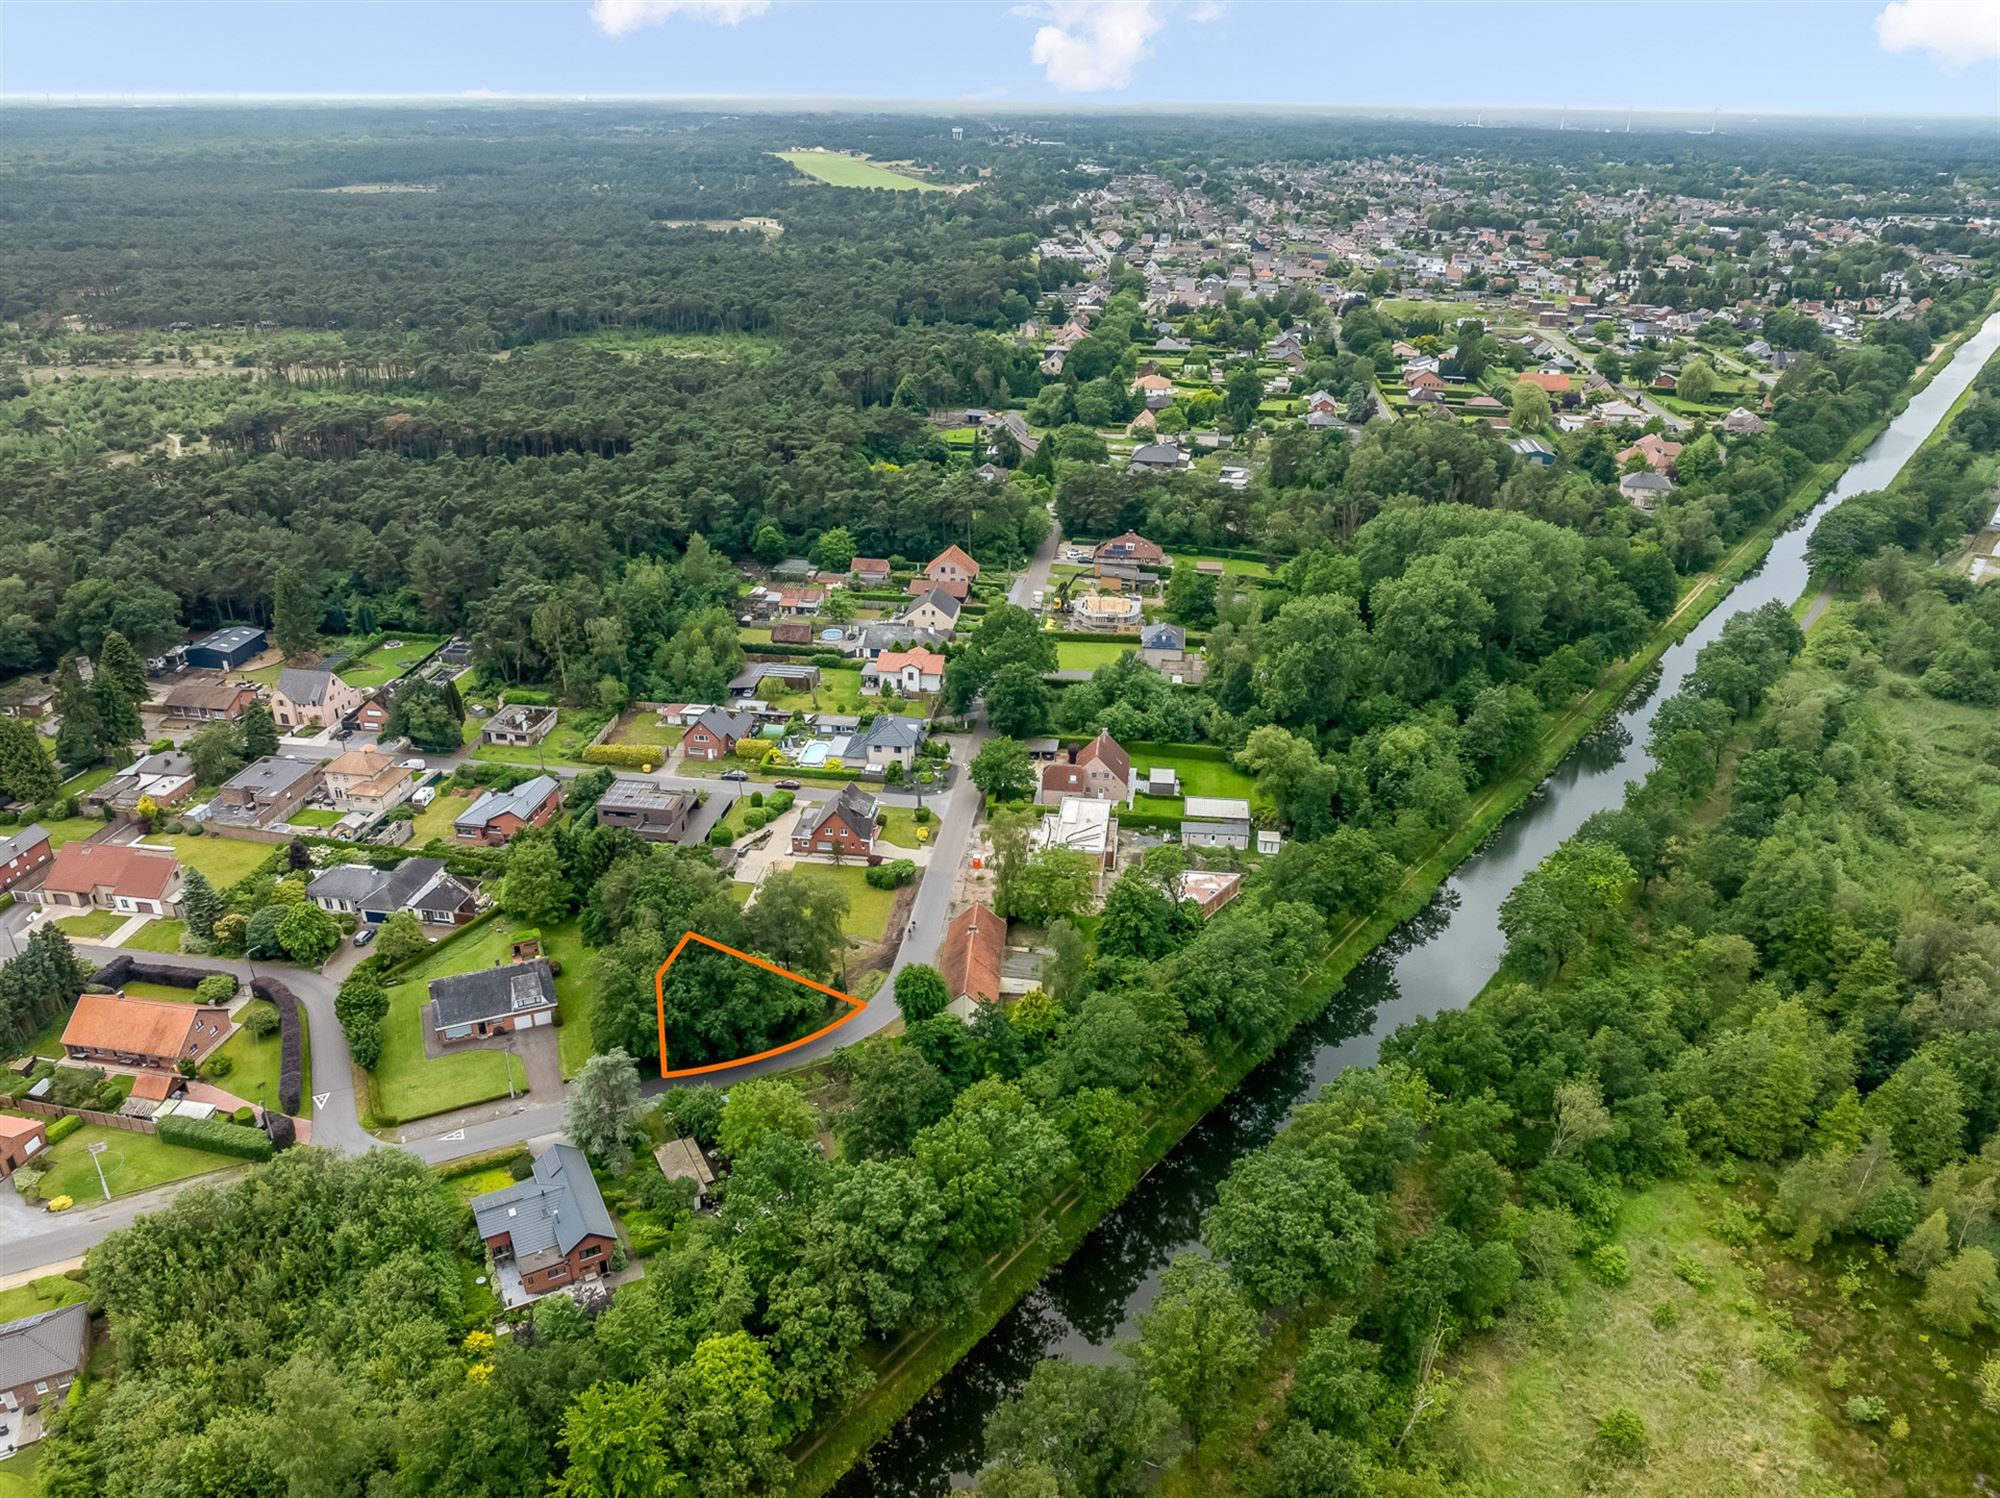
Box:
1037;730;1133;806
33;842;181;918
453;774;560;845
1093;532;1167;566
62;992;229;1070
850;558;892;586
0;1303;89;1437
683;707;756;762
158;679;257;725
0;1115;47;1178
429;957;557;1042
790;783;878;859
270;668;363;730
0;825;51;897
472;1144;618;1303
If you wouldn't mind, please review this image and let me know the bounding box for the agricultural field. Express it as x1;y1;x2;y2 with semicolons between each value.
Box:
774;149;945;191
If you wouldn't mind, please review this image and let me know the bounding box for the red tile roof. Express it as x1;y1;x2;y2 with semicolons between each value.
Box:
927;544;981;578
41;841;177;902
939;903;1004;1004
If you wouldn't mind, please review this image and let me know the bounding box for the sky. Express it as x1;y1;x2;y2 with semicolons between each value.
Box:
1;0;1997;116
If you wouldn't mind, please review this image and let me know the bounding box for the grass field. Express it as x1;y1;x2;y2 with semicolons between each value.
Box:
212;1007;311;1116
59;763;118;799
337;633;446;689
608;714;684;749
775;149;944;191
471;708;611;766
448;1164;516;1203
875;807;935;849
37;816;105;849
53;909;123;940
1118;743;1257;800
37;1124;235;1202
122;918;187;954
0;1272;89;1326
1055;639;1136;672
792;862;900;942
405;792;469;846
0;1447;41;1498
285;808;346;828
157;833;276;890
119;979;200;1001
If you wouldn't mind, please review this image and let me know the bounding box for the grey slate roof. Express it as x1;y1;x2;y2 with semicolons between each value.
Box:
277;667;333;706
456;774;559;830
901;587;961;622
0;824;50;862
429;958;557;1029
471;1143;617;1259
307;863;384;904
795;782;878;843
223;756;322;798
692;707;757;742
0;1302;89;1392
370;856;476;915
1139;622;1187;651
852;715;924;755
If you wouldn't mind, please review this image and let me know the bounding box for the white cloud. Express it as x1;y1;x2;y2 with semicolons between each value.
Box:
590;0;771;38
1875;0;2000;70
1189;0;1226;19
1025;0;1163;91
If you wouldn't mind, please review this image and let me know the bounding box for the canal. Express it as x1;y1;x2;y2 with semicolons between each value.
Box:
836;308;2000;1495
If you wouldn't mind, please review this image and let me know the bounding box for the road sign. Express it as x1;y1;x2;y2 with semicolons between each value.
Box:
312;1092;331;1109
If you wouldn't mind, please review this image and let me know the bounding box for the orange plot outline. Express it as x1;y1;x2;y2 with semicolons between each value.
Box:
654;931;866;1078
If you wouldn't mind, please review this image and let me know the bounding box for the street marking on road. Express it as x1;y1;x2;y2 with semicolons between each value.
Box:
313;1092;331;1109
438;1128;466;1141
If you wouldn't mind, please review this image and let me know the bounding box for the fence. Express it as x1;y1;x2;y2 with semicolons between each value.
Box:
10;1097;156;1134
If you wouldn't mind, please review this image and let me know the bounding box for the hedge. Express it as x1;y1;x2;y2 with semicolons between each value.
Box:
155;1112;274;1161
250;977;306;1116
580;743;668;769
45;1114;81;1145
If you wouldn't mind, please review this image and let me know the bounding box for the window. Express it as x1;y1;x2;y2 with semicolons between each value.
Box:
580;1243;603;1260
34;1381;49;1395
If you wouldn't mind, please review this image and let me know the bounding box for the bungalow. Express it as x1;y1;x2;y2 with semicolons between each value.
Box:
270;668;363;731
1128;442;1185;475
1038;730;1132;806
1181;795;1254;851
62;991;228;1070
1407;369;1446;394
769;621;815;647
774;585;826;617
850;558;893;587
1094;532;1167;566
684;707;757;761
321;747;415;817
1519;370;1571;396
472;1144;618;1303
898;588;962;636
0;1303;90;1440
479;703;558;748
207;756;321;828
850;714;924;773
1130;372;1176;395
309;856;478;925
0;1115;47;1178
34;841;180;918
939;902;1004;1012
593;779;697;843
430;956;557;1042
454;774;560;845
862;647;946;697
925;545;981;592
791;782;879;860
181;624;266;672
0;825;52;897
158;679;257;725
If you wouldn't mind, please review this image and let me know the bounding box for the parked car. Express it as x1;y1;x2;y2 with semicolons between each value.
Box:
353;926;377;948
773;778;802;790
720;769;749;782
402;758;426;771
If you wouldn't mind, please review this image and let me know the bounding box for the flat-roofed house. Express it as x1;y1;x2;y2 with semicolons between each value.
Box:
33;841;180;918
1180;795;1254;851
472;1144;618;1303
479;703;558;747
593;779;696;842
1032;795;1118;875
208;756;321;828
61;992;229;1070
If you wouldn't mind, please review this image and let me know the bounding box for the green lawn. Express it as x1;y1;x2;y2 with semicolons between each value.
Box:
36;1124;236;1202
608;714;684;749
448;1165;515;1203
122;918;187;954
157;833;276;890
471;709;612;766
16;1005;68;1059
774;149;946;191
1121;743;1257;800
337;633;446;689
0;1272;90;1325
53;909;123;939
875;807;936;849
58;763;118;798
544;924;596;1078
755;666;890;716
119;980;200;1001
1056;639;1137;672
792;863;900;942
1172;550;1279;579
405;792;469;846
212;1011;311;1117
285;808;345;828
0;1446;42;1498
39;816;106;849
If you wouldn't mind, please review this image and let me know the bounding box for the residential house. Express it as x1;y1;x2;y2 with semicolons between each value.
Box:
1094;532;1167;566
1038;730;1132;806
898;588;962;636
353;697;391;734
309;856;479;925
790;783;878;860
1519;370;1571;397
0;679;57;721
83;751;196;817
1722;407;1768;435
1032;795;1118;876
850;558;892;587
0;1303;90;1439
1180;795;1254;851
773;585;826;617
321;748;416;817
593;779;696;842
683;707;757;761
1620;470;1675;512
454;774;560;846
925;545;981;595
1406;369;1446;395
61;992;228;1070
430;957;557;1042
34;842;180;918
939;902;1004;1012
0;1115;47;1178
207;756;322;828
862;647;945;696
479;703;558;748
769;621;815;647
850;714;924;773
472;1144;618;1302
1617;433;1683;474
1136;622;1206;684
270;668;362;731
0;825;51;897
158;679;257;725
1128;442;1185;474
181;625;266;671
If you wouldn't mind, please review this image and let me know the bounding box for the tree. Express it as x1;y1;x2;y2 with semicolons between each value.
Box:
1898;1209;1954;1279
1135;1253;1261;1467
970;736;1036;802
1288;1317;1384;1438
0;715;58;805
984;662;1053;738
271;569;322;659
276;902;341;966
814;526;857;573
1096;869;1190;962
1547;1077;1614;1158
334;976;389;1070
374;909;427;968
1509;379;1552;432
1163;565;1218;628
500;832;572;926
566;1049;647;1170
1917;1247;1996;1337
1498;840;1634;975
240;702;279;761
1675;357;1717;405
979;1359;1175;1498
839;1041;954;1160
183;721;245;786
178;867;223;939
1003;849;1096;925
745;868;849;982
894;964;950;1025
52;656;104;768
1203;1148;1380;1307
382;677;464;754
718;1077;821;1160
96;628;147;703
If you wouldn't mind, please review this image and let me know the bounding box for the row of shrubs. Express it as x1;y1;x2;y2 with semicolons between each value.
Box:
579;743;668;769
249;978;306;1116
864;859;918;890
155;1111;274;1161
